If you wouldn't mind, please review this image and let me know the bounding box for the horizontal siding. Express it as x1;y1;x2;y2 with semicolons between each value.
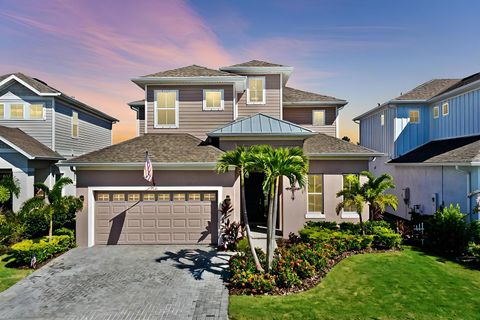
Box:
302;125;336;137
237;74;281;119
0;82;53;148
54;101;112;158
283;106;337;136
146;85;234;139
359;105;395;157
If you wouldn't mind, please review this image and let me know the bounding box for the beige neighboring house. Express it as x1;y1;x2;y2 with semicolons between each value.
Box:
64;60;380;247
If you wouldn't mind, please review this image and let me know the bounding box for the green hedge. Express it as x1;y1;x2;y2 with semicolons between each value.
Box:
10;235;75;266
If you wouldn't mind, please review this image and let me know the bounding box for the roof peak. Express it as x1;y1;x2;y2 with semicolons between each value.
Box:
222;60;287;68
142;65;237;78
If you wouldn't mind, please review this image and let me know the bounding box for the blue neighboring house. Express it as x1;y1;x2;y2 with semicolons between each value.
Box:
0;73;118;211
354;72;480;221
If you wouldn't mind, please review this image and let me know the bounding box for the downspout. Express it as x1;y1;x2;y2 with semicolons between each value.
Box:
455;165;471;220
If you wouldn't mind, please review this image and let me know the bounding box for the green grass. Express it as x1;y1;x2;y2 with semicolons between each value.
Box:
0;254;32;292
229;248;480;320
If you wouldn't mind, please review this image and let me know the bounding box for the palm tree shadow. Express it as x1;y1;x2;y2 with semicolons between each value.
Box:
156;248;231;281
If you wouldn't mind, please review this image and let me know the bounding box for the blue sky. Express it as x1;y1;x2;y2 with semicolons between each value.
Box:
1;0;479;141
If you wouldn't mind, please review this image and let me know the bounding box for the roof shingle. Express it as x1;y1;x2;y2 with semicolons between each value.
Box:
142;65;239;78
283;86;345;103
395;79;460;100
303;133;380;156
225;60;285;67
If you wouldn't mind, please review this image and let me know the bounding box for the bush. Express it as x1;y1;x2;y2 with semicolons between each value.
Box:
304;221;338;230
230;270;276;293
10;235;75;266
468;243;480;260
54;227;74;238
0;211;24;246
371;226;402;249
425;204;468;256
235;237;249;254
339;222;361;234
20;209;49;239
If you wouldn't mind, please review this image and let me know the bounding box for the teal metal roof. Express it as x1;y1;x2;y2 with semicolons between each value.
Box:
208;113;314;137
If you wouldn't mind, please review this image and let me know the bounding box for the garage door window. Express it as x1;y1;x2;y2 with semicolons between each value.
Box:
204;193;216;201
113;193;125;201
189;193;201;201
158;193;170;201
128;193;140;201
173;193;186;201
97;193;110;201
143;193;155;201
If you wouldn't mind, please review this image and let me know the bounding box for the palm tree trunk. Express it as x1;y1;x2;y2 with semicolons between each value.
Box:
240;168;263;272
268;176;280;270
358;210;365;235
49;207;53;242
266;179;276;273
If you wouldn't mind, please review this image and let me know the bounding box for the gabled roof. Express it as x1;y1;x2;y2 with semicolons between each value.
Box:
0;73;118;122
395;79;460;101
0;126;63;160
303;133;381;157
435;72;480;98
224;60;285;68
283;86;347;105
63;133;223;165
142;65;239;78
208;113;314;137
389;135;480;165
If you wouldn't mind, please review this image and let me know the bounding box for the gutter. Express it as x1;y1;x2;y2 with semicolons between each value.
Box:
57;162;219;168
308;152;383;158
283;101;347;106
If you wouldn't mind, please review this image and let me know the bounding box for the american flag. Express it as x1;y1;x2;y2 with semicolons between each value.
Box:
144;151;153;183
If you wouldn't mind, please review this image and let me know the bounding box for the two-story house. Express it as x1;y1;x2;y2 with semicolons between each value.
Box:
0;73;118;210
355;72;480;221
65;60;379;247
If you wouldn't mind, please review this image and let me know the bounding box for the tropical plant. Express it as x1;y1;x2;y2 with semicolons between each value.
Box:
219;197;243;250
0;175;20;204
249;146;308;272
20;177;82;241
216;146;263;271
360;171;398;220
336;174;368;234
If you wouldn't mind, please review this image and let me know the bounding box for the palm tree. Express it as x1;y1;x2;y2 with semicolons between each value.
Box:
21;177;77;241
360;171;398;220
216;146;263;272
250;146;308;272
0;175;20;204
336;174;368;234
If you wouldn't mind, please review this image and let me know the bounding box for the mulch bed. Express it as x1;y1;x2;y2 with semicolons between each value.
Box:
228;248;401;296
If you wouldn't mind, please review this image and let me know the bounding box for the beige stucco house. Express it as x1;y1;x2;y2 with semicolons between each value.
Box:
64;60;379;247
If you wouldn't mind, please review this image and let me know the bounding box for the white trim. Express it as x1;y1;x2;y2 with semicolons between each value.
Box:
335;107;340;138
279;73;283;120
312;109;326;126
246;76;266;104
0;75;61;97
153;89;179;128
408;109;420;124
305;213;325;219
51;98;56;150
442;102;449;116
233;85;238;120
380;113;385;126
341;212;358;219
0;137;33;159
144;85;148;134
284;101;347;106
132;76;247;92
87;186;223;247
306;174;324;217
433;105;439;119
202;89;224;111
71;111;79;138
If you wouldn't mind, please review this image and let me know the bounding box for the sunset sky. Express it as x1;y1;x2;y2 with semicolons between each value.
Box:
1;0;480;143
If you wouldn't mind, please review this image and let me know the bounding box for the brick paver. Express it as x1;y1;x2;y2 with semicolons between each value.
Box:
0;245;230;320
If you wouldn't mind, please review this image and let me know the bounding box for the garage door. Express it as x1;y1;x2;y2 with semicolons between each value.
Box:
94;191;218;245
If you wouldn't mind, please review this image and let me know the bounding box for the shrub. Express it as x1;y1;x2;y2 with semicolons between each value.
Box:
20;209;49;239
364;220;395;234
0;211;24;246
468;243;480;260
275;265;301;288
371;226;402;249
10;235;75;266
230;270;276;293
468;220;480;244
304;221;338;230
339;222;361;234
235;237;249;254
54;227;74;238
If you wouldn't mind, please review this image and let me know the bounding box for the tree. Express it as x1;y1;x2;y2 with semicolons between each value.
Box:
20;177;82;241
336;174;368;234
341;136;351;142
250;146;308;272
216;146;263;272
360;171;398;220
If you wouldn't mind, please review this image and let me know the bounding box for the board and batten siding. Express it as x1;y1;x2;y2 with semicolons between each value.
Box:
237;74;281;119
359;105;395;158
146;85;234;139
394;105;430;157
0;82;53;148
283;106;337;137
54;101;112;158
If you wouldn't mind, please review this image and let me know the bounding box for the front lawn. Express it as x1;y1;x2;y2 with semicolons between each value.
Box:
0;255;32;292
229;248;480;320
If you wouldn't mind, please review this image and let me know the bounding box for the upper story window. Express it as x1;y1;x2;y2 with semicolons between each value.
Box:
442;102;449;116
433;106;439;119
154;90;178;128
71;111;79;138
10;104;24;119
312;110;325;126
203;89;224;111
247;76;265;104
0;104;4;120
409;110;420;124
307;174;323;213
29;104;45;120
380;113;385;126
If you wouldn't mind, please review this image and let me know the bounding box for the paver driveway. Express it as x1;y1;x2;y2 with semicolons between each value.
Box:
0;245;230;320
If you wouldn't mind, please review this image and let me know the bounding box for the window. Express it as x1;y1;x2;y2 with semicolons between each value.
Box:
0;104;4;120
158;193;170;201
72;111;79;138
343;175;358;213
10;104;24;119
307;175;323;213
97;193;110;201
112;193;125;201
203;89;224;111
173;193;186;201
127;193;140;201
29;104;44;120
188;193;201;201
247;76;265;104
380;114;385;126
409;110;420;124
143;193;155;201
442;102;449;116
312;110;326;126
433;106;439;119
155;90;178;127
204;193;216;201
